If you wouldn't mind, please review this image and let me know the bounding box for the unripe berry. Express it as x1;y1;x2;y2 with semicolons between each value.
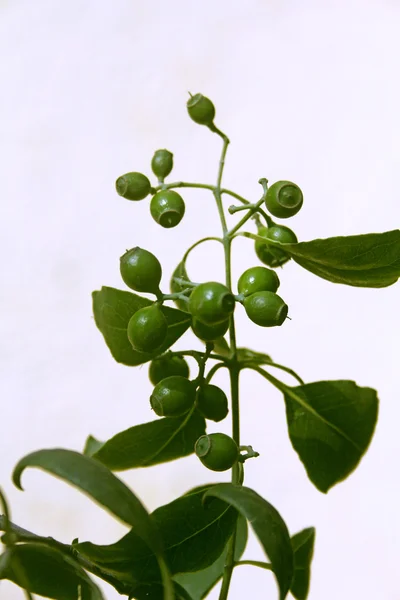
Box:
187;93;215;125
150;376;196;417
149;354;190;386
191;318;229;342
189;282;235;325
244;291;288;327
115;172;151;201
151;149;173;179
196;385;229;422
237;266;280;297
150;190;185;229
127;304;167;353
195;433;238;472
265;181;303;219
255;226;297;268
120;247;162;294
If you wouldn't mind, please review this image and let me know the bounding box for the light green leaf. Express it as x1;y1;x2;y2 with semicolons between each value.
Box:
92;286;191;365
204;484;294;600
84;412;206;470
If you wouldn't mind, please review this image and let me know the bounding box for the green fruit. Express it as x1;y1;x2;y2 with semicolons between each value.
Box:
189;282;235;325
195;433;238;472
127;304;167;353
244;291;288;327
187;93;215;125
196;385;229;422
150;376;196;417
150;190;185;229
255;226;296;268
115;172;151;201
149;354;190;386
266;224;298;245
237;266;280;297
265;180;303;219
151;149;173;179
192;318;229;342
120;247;162;294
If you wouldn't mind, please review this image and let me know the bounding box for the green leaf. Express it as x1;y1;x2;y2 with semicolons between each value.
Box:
281;379;378;492
237;348;272;363
0;543;104;600
290;528;315;600
212;336;231;357
74;487;238;585
84;412;206;470
92;286;191;365
204;484;294;600
170;262;192;312
174;515;248;600
12;448;175;599
267;229;400;288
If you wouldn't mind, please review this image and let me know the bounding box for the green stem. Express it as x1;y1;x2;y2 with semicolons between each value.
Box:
208;125;241;600
243;361;305;385
205;362;228;384
234;560;273;571
153;181;251;206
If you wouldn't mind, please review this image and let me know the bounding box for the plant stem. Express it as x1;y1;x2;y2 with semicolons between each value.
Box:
209;125;241;600
153;181;250;205
234;560;273;570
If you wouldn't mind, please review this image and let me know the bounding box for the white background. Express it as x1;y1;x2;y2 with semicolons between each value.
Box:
1;1;399;599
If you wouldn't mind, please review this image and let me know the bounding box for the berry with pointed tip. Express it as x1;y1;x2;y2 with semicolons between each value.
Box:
120;247;162;294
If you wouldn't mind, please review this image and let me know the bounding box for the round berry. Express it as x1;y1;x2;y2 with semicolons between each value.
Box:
151;149;173;179
120;247;162;294
255;227;290;268
149;354;189;386
244;291;288;327
191;318;229;342
195;433;238;472
265;181;303;219
187;93;215;125
150;376;196;417
150;190;185;229
196;385;229;422
266;225;298;245
115;172;151;201
237;266;280;297
127;304;167;353
189;282;235;325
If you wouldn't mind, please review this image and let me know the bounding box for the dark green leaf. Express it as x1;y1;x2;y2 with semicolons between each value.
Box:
92;286;191;366
267;230;400;288
174;515;248;600
290;527;315;600
204;484;294;600
12;449;161;551
170;262;192;312
11;448;176;599
282;380;378;492
84;412;206;470
0;543;104;600
74;487;237;585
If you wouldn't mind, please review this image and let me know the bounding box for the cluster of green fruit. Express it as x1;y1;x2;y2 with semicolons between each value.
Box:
115;93;304;473
116;149;185;229
148;353;237;472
